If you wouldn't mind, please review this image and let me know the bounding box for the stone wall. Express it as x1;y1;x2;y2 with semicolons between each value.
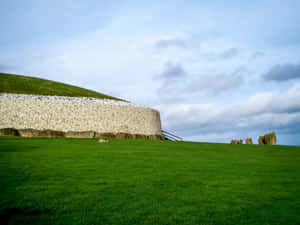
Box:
0;94;162;136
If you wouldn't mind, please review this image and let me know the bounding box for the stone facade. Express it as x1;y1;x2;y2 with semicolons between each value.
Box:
0;94;162;137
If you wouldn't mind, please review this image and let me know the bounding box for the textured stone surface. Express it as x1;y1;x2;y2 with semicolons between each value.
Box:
0;93;162;136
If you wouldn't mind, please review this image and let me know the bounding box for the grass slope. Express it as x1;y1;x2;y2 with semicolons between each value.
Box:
1;137;300;225
0;73;123;101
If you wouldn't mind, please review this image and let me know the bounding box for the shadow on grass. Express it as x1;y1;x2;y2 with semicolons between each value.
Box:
0;144;39;152
0;207;51;225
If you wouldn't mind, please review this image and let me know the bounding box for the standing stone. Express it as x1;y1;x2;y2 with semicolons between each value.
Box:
231;139;243;144
245;138;253;144
264;131;276;145
258;136;265;144
258;132;277;145
269;132;277;145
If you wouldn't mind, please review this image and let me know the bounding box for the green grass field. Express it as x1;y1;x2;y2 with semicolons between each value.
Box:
0;73;123;101
1;137;300;225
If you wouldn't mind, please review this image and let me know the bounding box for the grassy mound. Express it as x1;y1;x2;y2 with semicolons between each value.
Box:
0;73;123;101
1;137;300;225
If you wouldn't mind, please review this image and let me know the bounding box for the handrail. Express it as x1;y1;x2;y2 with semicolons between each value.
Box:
164;134;176;141
162;130;183;141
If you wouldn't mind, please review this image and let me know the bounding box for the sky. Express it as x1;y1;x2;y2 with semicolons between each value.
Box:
1;0;300;145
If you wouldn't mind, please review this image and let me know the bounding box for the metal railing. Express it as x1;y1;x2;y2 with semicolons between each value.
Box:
162;130;183;141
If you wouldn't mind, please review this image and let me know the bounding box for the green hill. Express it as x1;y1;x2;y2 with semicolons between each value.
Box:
0;73;123;101
1;137;300;225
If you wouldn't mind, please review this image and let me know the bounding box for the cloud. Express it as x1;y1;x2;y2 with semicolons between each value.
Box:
154;37;187;49
155;62;245;103
155;62;186;79
186;74;243;94
154;62;187;103
157;82;300;145
194;47;242;61
262;62;300;81
251;51;265;59
219;48;239;59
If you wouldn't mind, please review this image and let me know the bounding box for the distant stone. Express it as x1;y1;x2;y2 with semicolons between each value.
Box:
258;132;277;145
264;131;277;145
245;138;253;144
269;132;277;145
264;134;270;144
230;139;243;144
258;136;265;144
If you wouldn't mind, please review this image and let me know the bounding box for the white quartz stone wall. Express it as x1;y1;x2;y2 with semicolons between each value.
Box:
0;94;162;135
